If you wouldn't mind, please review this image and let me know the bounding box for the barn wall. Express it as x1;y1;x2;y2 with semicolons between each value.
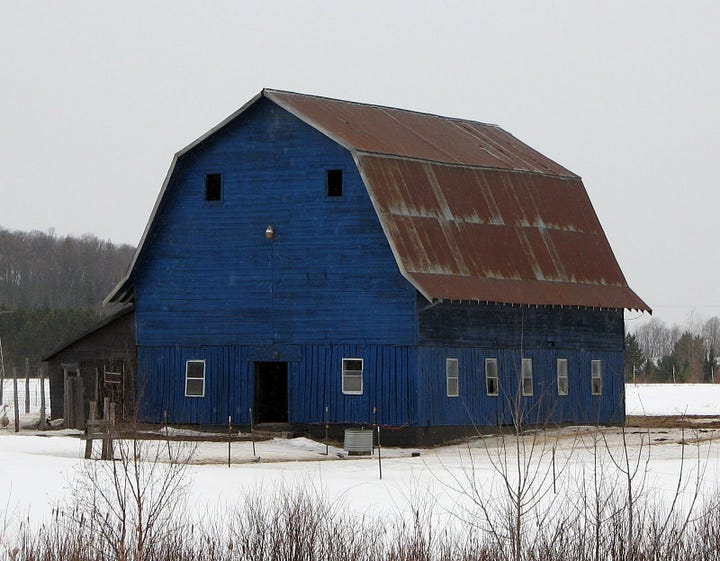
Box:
418;300;624;350
416;302;624;425
133;98;416;349
415;345;624;427
137;344;418;427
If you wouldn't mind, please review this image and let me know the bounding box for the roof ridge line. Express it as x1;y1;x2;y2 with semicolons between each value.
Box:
263;88;502;129
353;150;580;181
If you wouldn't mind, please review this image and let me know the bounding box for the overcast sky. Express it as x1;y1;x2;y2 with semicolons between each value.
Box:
2;1;718;328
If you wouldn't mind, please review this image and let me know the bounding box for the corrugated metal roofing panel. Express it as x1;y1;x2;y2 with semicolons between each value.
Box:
357;154;650;311
406;273;648;310
266;89;577;177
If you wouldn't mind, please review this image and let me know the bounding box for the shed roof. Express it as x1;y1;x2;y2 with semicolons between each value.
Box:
107;89;649;312
42;305;134;362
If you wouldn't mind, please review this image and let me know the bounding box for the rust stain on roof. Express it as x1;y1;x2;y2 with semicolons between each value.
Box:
356;155;649;311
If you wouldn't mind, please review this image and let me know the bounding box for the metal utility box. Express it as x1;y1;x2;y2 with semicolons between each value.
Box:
344;428;373;455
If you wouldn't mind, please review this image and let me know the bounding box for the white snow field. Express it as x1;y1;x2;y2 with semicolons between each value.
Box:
0;383;719;545
625;383;720;416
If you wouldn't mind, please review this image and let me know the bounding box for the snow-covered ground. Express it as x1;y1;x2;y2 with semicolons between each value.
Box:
625;383;720;416
0;383;719;545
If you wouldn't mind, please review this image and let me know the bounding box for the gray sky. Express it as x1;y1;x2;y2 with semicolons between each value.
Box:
2;1;718;327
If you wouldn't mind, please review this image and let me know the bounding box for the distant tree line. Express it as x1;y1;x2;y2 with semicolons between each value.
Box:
0;227;134;374
625;314;720;383
0;227;134;309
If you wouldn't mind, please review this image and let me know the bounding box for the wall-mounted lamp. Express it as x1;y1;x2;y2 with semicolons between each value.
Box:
265;225;275;239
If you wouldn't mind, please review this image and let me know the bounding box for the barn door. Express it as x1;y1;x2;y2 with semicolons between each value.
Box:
254;361;288;423
62;364;84;429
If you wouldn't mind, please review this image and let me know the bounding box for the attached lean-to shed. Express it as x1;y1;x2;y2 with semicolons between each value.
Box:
106;89;649;444
43;306;135;428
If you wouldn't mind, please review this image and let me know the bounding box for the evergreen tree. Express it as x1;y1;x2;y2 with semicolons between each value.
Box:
672;332;705;383
624;333;645;382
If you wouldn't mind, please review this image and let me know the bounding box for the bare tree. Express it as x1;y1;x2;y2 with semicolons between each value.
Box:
702;316;720;354
65;436;195;561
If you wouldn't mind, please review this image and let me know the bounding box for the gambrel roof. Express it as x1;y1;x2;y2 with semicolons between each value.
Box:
107;89;649;312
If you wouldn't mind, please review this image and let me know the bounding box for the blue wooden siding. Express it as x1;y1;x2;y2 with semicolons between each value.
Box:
416;303;625;426
416;346;624;427
137;344;418;427
137;340;622;427
133;98;416;348
419;300;624;350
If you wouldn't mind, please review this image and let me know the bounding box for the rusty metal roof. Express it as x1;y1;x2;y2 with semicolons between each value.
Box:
266;90;648;311
107;89;649;311
354;155;648;310
266;89;577;177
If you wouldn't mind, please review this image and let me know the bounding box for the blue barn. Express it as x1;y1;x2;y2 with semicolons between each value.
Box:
106;89;649;443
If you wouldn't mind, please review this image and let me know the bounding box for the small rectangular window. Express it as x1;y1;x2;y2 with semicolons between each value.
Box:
342;358;363;395
485;358;499;396
521;358;533;396
104;359;124;385
185;360;205;397
557;358;568;396
446;358;459;397
591;360;602;395
205;173;222;202
326;169;343;197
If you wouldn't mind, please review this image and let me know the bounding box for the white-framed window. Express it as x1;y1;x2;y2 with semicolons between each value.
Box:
185;360;205;397
342;358;363;395
591;360;602;395
557;358;569;396
521;358;533;396
446;358;459;397
485;358;499;396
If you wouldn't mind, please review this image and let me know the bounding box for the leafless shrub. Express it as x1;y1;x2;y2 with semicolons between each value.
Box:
63;436;195;561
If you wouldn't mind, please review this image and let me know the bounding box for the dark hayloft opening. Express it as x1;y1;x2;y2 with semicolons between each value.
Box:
326;169;343;197
205;173;222;201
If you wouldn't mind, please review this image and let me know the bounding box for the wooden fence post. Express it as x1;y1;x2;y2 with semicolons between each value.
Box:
74;377;85;430
101;397;113;460
24;357;30;414
0;337;5;406
85;401;97;459
63;368;69;428
38;366;47;430
13;367;19;432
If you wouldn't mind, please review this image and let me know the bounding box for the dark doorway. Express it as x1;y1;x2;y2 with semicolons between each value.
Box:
254;362;288;423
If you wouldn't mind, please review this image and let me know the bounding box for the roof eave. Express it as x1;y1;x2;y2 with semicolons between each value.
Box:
42;305;135;361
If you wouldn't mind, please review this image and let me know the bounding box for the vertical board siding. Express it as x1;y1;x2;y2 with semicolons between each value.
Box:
137;344;416;427
415;302;626;427
416;346;625;427
137;342;624;427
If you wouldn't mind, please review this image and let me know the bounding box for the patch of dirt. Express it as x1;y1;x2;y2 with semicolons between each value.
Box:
626;415;720;429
